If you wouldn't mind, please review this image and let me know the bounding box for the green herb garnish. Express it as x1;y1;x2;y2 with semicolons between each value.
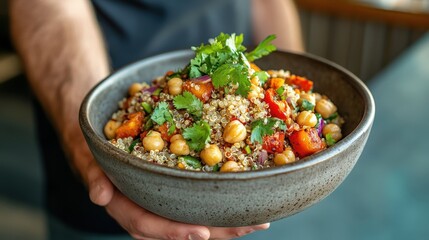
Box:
128;138;140;153
181;156;202;169
189;33;276;97
173;91;203;118
151;102;175;134
250;118;286;144
141;102;153;114
252;71;270;85
245;34;277;62
182;120;211;151
300;99;315;111
325;133;336;146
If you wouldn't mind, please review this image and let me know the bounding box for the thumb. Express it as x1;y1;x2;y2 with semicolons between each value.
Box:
86;160;114;206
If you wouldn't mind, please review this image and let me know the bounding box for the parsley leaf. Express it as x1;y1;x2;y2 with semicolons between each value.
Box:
212;63;251;96
245;34;277;62
300;99;315;111
182;120;211;151
190;33;245;78
173;91;203;118
252;71;270;85
250;118;286;144
151;102;176;134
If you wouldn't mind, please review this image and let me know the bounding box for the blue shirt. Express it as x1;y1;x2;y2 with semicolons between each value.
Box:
92;0;252;68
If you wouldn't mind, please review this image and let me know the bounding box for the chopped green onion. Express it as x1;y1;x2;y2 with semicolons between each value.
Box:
128;138;140;153
141;102;153;114
326;112;338;121
325;133;336;146
152;88;162;96
212;164;220;172
143;118;154;131
276;86;285;97
244;145;252;154
181;156;202;169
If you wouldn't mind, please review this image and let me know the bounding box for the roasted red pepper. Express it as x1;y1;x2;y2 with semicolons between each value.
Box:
264;88;289;120
287;75;313;92
262;132;285;153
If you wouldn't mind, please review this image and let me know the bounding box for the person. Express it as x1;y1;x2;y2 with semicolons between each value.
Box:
9;0;303;239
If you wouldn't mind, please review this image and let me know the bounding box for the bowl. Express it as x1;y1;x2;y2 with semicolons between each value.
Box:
79;50;375;227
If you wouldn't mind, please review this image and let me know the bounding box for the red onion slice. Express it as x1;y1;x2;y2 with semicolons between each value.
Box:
258;150;268;165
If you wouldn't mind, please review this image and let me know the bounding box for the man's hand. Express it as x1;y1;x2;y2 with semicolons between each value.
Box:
10;1;270;238
83;143;269;240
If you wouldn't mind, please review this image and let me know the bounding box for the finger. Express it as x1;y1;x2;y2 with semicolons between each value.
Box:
86;159;114;206
106;190;210;240
208;223;270;240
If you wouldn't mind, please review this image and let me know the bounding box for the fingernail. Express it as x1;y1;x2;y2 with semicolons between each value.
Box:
253;223;270;230
188;233;205;240
89;183;102;204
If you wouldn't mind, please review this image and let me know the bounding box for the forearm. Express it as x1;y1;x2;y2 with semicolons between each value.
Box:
10;0;110;180
252;0;304;52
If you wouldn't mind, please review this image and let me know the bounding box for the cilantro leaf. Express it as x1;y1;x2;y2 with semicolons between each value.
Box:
252;71;270;85
151;102;176;134
250;118;286;144
212;63;251;97
300;99;315;111
173;91;203;118
189;33;245;79
182;120;211;151
245;34;277;62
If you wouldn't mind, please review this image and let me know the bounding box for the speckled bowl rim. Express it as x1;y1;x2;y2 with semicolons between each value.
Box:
80;50;375;180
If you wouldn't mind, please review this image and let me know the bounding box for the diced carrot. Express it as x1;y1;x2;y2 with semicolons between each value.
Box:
158;122;177;142
269;77;285;90
182;80;214;102
289;128;326;158
115;112;144;139
262;132;285;153
250;63;261;72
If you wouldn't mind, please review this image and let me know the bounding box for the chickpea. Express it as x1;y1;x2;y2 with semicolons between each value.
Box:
223;120;247;144
168;77;183;96
220;160;240;172
169;139;190;156
142;131;164;151
128;83;143;96
298;93;316;106
104;120;122;140
200;144;222;166
296;111;318;127
274;148;296;166
170;134;184;142
322;123;342;141
315;99;337;119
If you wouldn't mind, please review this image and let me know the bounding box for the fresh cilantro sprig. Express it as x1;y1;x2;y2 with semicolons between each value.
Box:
189;33;245;78
250;118;286;144
211;63;251;96
252;70;270;85
182;120;211;151
245;34;277;62
188;33;277;97
173;91;203;118
150;102;175;134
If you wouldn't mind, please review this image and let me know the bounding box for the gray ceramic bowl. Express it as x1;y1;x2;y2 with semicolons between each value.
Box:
79;50;375;227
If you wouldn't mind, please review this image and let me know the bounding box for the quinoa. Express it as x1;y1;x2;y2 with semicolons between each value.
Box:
103;33;344;172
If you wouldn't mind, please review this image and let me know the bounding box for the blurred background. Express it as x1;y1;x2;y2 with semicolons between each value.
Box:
1;0;428;239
